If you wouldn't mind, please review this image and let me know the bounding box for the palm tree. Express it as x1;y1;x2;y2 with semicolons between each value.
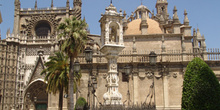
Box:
41;52;69;110
58;17;88;110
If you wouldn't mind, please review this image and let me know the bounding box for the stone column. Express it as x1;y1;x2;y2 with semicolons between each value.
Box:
103;57;122;105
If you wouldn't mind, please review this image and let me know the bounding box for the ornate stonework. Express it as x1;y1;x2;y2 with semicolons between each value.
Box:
22;14;61;37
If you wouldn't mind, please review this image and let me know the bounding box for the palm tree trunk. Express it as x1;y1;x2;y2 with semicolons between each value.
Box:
76;83;79;101
59;87;64;110
68;57;75;110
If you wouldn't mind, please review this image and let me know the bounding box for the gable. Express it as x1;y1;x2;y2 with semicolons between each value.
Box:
26;57;45;86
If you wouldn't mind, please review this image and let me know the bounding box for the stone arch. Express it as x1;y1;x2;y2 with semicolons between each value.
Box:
23;79;48;110
23;14;62;38
109;22;119;43
34;20;52;37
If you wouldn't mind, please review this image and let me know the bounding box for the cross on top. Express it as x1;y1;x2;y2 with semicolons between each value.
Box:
141;0;143;5
111;0;112;4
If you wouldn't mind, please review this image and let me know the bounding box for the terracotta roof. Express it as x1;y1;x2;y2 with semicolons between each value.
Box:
124;18;163;35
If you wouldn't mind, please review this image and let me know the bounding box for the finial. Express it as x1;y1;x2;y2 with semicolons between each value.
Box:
34;0;37;9
141;0;143;5
184;9;189;25
66;0;69;8
173;6;180;24
0;29;1;40
51;0;54;8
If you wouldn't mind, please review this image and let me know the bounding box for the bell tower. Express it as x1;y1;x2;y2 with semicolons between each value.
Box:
99;2;124;106
155;0;168;18
73;0;82;19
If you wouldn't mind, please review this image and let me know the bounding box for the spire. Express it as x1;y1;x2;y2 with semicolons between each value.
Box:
184;9;189;25
0;29;1;40
173;6;180;24
111;0;112;4
14;0;21;9
51;0;54;8
0;11;2;24
123;11;128;31
66;0;69;8
197;28;202;39
34;0;37;9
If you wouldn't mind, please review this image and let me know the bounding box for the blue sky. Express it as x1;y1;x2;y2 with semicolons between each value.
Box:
0;0;220;49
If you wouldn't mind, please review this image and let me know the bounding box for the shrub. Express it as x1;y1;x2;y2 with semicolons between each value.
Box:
181;57;220;110
74;97;87;110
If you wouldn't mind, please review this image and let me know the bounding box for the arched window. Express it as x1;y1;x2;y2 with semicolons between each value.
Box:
35;21;51;37
109;22;119;43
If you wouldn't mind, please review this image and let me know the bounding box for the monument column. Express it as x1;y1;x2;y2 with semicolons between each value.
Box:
99;2;124;106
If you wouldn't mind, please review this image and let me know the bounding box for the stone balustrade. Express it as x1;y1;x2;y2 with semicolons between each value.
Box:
77;49;220;64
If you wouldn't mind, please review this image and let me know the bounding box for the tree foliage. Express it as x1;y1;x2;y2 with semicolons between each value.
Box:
41;52;69;110
58;17;88;109
58;17;88;58
182;57;220;110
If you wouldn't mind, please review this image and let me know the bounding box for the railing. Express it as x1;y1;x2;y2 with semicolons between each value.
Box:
78;49;220;64
207;48;220;61
90;103;156;110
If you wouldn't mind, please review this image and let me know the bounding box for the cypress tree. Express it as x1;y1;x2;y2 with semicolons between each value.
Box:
182;57;220;110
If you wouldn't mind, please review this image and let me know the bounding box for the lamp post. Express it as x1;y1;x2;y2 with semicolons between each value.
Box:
74;60;80;73
149;51;157;66
85;47;93;63
85;47;93;109
124;65;131;106
91;76;97;109
148;51;157;108
74;60;80;101
0;94;2;104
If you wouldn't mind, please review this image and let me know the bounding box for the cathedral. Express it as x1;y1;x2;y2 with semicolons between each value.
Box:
0;0;220;110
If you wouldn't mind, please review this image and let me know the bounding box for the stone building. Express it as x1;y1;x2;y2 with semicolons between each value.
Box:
0;0;220;110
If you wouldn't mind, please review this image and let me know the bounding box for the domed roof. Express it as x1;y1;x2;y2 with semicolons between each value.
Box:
124;18;163;35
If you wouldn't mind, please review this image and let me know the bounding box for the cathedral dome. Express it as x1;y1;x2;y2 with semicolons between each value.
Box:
124;18;163;35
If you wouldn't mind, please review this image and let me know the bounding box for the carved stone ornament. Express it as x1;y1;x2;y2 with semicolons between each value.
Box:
173;73;177;78
22;14;61;37
146;71;153;79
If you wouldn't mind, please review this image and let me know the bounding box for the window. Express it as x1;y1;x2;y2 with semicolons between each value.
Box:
122;73;129;82
35;20;51;36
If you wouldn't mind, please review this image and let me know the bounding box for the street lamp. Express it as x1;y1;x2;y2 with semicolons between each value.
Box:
85;47;93;63
148;51;157;108
74;60;80;73
124;65;131;106
91;76;97;109
124;65;131;76
85;47;94;109
149;51;157;66
0;94;2;104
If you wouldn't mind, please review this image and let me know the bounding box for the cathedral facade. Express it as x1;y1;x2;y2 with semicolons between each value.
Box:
0;0;220;110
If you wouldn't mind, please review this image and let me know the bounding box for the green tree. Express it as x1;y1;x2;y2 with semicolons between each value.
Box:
181;57;220;110
41;52;69;110
58;17;88;110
